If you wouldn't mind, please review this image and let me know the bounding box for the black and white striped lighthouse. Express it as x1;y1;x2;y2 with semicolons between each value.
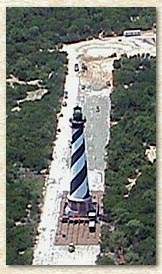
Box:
67;106;92;215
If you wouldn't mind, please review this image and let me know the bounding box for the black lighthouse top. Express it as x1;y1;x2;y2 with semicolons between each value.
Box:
70;106;86;128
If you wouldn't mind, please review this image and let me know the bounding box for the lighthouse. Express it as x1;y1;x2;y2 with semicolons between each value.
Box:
67;106;92;216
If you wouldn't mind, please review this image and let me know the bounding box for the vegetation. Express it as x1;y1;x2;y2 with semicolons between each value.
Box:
6;7;155;264
97;55;156;265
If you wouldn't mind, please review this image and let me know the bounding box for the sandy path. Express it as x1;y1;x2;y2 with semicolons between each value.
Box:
32;32;156;265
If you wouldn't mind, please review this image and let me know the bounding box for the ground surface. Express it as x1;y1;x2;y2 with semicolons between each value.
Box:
32;31;156;265
55;191;103;245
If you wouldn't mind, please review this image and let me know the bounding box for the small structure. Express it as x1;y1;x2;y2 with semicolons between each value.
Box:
89;220;96;233
88;211;96;232
123;29;141;37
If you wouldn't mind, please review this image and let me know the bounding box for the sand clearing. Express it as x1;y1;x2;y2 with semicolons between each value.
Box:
33;31;155;265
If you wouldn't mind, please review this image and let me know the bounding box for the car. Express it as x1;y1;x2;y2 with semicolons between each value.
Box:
96;106;100;112
74;63;79;72
64;91;68;98
62;101;67;107
68;243;75;253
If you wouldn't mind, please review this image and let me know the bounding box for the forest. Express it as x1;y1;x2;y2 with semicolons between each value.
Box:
6;7;156;264
97;55;156;265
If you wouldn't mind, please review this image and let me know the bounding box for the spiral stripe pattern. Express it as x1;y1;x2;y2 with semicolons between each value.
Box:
69;108;90;202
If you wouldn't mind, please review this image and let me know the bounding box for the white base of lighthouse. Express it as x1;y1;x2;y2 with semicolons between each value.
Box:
66;195;93;216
